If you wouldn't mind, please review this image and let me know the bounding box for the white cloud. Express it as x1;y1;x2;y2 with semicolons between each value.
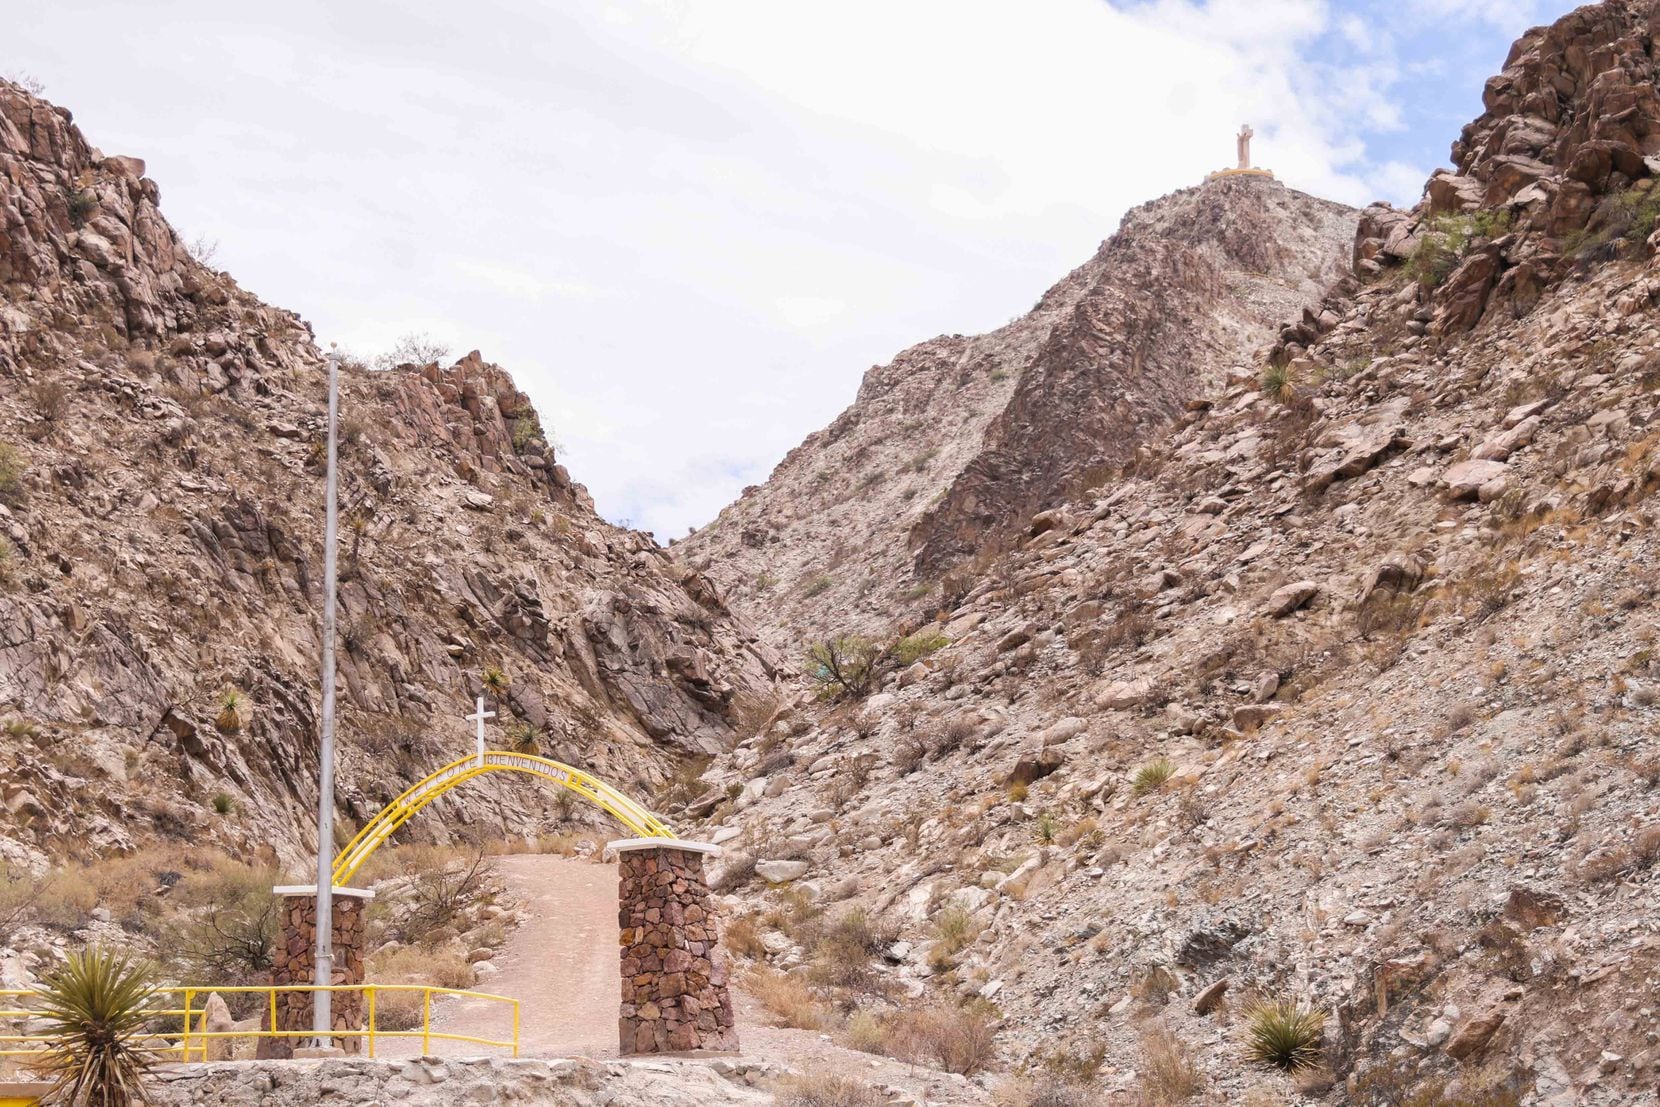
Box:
5;0;1539;536
454;260;607;302
774;296;847;330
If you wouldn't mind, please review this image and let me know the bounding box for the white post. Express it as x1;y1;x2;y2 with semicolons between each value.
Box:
311;345;343;1047
466;696;496;768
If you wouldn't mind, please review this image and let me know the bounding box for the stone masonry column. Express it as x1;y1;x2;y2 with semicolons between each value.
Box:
258;885;374;1059
612;838;738;1054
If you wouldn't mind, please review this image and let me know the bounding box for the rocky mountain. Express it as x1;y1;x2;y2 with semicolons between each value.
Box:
687;2;1660;1104
0;77;778;874
680;177;1356;653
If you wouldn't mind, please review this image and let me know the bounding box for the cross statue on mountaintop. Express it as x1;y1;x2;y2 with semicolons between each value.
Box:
1237;124;1254;171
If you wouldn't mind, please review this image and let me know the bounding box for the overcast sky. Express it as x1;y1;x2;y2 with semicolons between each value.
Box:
11;0;1560;536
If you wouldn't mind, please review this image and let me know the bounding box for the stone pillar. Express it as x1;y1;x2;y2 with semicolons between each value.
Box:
258;885;374;1059
612;838;738;1054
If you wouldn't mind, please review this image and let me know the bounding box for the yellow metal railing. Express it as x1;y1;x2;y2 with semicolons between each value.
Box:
0;983;518;1061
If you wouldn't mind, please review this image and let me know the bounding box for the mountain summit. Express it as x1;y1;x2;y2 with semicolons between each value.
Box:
681;174;1356;651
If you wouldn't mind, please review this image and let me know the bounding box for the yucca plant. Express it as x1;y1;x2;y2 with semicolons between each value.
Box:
34;947;160;1106
1244;998;1324;1071
213;688;245;734
1133;757;1176;795
505;722;539;755
1260;364;1294;403
481;666;509;696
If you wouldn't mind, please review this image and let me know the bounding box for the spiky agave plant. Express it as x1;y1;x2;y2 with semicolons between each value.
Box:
35;947;160;1106
1244;998;1325;1072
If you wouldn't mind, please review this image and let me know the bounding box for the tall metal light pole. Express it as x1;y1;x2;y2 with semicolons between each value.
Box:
311;344;343;1046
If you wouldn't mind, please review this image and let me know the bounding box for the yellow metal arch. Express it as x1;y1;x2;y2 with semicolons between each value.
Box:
332;751;675;885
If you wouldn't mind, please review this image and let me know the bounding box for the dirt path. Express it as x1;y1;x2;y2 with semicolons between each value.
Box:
382;853;618;1059
385;854;989;1102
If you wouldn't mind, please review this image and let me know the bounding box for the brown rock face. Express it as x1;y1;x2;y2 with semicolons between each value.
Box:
616;846;737;1053
0;75;780;868
683;176;1355;651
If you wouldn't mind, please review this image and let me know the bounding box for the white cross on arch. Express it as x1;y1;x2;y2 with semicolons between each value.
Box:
466;695;496;767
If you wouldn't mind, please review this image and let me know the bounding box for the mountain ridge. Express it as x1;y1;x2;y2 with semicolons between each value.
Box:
680;173;1357;654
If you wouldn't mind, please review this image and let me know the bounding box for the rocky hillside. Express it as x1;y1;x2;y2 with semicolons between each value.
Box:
680;177;1356;653
0;78;779;874
687;3;1660;1104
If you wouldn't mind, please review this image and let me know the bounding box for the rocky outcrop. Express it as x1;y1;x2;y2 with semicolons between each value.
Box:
683;176;1355;652
0;75;779;868
1333;0;1660;351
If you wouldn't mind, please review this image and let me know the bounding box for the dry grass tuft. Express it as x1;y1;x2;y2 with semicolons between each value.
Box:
747;966;833;1030
1137;1028;1203;1103
774;1072;888;1107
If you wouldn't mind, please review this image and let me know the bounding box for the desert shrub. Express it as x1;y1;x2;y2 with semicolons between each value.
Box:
5;71;46;95
367;945;475;1029
711;852;756;893
892;730;929;774
809;909;896;988
1351;1057;1528;1106
927;905;979;971
0;443;26;506
372;332;450;370
1407;211;1506;288
0;863;47;946
174;866;278;983
396;850;494;943
1138;1029;1202;1103
1133;758;1175;795
1567;187;1660;265
931;716;977;758
802;574;833;597
724;915;765;959
209;792;236;816
1033;811;1058;845
1008;781;1029;803
1075;609;1154;671
879;1003;998;1075
806;636;895;700
1579;825;1660;884
1244;999;1324;1071
30;379;70;424
747;966;832;1029
775;1072;887;1107
894;629;949;665
67;189;98;226
1008;1080;1096;1107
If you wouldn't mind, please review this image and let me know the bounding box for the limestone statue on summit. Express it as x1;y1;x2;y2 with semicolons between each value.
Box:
1237;124;1253;170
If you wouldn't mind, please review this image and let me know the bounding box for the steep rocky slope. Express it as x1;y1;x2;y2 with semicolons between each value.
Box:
681;177;1356;653
688;3;1660;1105
0;78;778;874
